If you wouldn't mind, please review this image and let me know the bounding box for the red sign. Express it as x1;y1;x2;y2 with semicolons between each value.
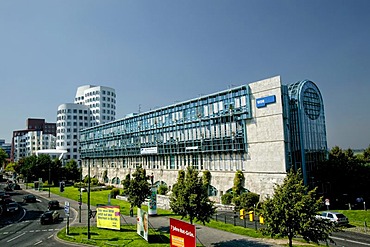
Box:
170;218;196;247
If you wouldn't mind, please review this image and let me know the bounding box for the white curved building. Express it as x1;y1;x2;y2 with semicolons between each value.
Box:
57;85;116;160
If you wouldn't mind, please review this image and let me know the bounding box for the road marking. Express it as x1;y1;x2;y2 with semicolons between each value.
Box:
332;236;370;246
48;234;53;239
34;240;43;245
6;232;26;242
2;232;9;234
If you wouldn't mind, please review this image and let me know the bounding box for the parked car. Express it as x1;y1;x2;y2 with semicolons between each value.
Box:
48;200;60;210
316;211;349;226
23;194;37;203
5;202;19;213
40;210;60;224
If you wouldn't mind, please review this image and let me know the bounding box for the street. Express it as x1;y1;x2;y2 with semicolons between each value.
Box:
0;184;74;246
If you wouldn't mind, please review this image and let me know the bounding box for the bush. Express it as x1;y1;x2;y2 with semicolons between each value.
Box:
110;188;120;199
239;192;260;210
221;192;233;205
73;182;85;188
158;184;168;195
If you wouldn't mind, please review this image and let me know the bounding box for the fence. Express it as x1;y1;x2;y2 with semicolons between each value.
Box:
212;210;265;230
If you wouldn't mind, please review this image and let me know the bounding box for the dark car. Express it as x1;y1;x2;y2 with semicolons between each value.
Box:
40;210;60;224
48;200;60;210
23;194;37;203
5;202;19;214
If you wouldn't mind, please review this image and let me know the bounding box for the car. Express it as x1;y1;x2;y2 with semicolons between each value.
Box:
23;194;37;203
48;200;60;210
316;211;349;226
40;210;60;224
5;202;19;213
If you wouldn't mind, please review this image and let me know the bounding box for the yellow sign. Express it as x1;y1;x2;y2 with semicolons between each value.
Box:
97;205;121;230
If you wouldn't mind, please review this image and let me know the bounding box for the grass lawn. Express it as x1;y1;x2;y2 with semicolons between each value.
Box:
57;225;171;247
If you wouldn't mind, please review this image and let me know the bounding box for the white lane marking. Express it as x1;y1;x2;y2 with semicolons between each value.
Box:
6;232;26;242
48;234;53;239
332;236;370;246
2;232;9;234
34;240;43;245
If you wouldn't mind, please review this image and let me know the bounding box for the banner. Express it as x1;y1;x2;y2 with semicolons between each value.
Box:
148;187;157;215
137;208;149;241
170;218;196;247
97;205;120;230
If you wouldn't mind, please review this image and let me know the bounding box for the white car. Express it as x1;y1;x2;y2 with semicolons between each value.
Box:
316;211;349;226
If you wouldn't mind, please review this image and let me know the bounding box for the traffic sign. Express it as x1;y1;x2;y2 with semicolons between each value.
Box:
65;201;70;214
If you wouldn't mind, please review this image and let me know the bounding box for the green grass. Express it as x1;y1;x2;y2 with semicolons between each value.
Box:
50;186;174;216
57;225;170;247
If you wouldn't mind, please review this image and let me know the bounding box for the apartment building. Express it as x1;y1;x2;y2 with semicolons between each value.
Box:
56;85;116;160
11;118;56;162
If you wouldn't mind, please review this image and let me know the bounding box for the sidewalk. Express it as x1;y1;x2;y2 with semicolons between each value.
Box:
24;186;281;247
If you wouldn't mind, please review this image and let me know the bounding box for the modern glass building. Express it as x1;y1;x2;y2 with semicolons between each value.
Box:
79;76;327;199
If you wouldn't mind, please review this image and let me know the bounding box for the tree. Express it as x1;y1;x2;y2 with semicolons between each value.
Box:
232;170;244;195
170;166;216;225
126;166;151;209
202;170;211;195
0;148;8;169
261;169;337;247
63;159;80;181
239;192;259;210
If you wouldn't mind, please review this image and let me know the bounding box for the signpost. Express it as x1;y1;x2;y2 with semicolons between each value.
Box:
65;201;70;235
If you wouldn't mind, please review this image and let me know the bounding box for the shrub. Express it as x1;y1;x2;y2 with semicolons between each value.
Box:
158;184;168;195
91;178;99;185
73;182;85;188
239;192;260;210
221;192;233;205
110;188;120;199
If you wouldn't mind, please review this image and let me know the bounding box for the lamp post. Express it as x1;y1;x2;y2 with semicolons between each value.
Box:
48;162;51;198
78;159;82;223
87;158;91;239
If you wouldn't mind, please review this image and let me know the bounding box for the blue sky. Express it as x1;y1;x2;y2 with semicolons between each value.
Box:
1;0;369;149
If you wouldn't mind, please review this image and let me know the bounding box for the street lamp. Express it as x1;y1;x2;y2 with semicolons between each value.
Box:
87;158;91;239
48;162;51;198
78;159;82;223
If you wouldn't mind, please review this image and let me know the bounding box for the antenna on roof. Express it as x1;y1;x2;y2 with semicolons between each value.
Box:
138;104;141;113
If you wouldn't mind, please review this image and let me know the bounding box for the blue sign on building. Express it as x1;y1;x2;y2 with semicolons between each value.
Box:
256;95;276;108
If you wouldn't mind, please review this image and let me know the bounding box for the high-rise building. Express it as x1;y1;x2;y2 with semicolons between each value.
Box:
11;118;56;162
79;76;327;199
56;85;116;160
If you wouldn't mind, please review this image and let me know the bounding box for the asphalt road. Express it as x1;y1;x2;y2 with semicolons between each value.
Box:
0;187;75;247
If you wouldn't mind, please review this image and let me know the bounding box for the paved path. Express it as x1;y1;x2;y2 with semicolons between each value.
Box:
23;186;281;247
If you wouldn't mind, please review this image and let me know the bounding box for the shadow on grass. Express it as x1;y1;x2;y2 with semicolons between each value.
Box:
213;239;276;247
149;234;170;244
82;232;99;236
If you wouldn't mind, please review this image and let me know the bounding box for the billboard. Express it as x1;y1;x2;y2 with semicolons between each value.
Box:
96;205;121;230
137;208;149;241
170;218;196;247
148;187;157;215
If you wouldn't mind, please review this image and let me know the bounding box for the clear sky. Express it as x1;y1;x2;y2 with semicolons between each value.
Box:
1;0;369;149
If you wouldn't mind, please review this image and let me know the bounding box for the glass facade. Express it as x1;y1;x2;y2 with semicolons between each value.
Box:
80;86;252;171
288;80;327;186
